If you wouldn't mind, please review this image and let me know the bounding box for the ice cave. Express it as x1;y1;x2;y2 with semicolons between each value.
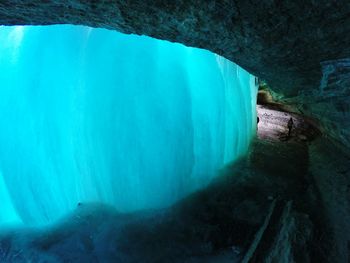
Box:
1;2;350;263
0;25;257;226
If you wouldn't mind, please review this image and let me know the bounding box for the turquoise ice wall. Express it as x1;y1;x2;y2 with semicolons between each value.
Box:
0;25;257;225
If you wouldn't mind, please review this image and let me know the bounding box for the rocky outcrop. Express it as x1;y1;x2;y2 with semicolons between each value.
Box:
1;1;350;97
285;58;350;148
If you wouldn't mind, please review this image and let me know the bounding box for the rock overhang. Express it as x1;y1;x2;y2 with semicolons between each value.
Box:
1;1;350;97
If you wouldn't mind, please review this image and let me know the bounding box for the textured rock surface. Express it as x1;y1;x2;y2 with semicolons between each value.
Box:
285;58;350;148
1;1;350;97
309;137;350;263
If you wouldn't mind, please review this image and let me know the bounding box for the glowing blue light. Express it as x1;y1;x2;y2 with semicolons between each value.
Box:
0;25;257;225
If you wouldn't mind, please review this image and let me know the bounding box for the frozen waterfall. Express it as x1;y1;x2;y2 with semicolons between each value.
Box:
0;25;257;226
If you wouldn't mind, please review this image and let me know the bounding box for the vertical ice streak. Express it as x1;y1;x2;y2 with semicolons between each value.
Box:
0;171;22;225
0;25;257;225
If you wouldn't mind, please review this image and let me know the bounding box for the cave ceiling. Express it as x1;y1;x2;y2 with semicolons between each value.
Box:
1;1;350;98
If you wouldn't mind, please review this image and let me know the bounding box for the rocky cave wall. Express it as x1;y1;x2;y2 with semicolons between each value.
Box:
296;59;350;149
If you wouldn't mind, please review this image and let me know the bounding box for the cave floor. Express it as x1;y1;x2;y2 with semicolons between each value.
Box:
0;136;348;263
257;104;319;142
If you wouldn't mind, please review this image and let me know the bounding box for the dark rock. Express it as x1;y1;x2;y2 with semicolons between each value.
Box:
288;58;350;148
1;1;350;97
308;137;350;263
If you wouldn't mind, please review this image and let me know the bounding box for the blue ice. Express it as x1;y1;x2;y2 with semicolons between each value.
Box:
0;25;257;225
